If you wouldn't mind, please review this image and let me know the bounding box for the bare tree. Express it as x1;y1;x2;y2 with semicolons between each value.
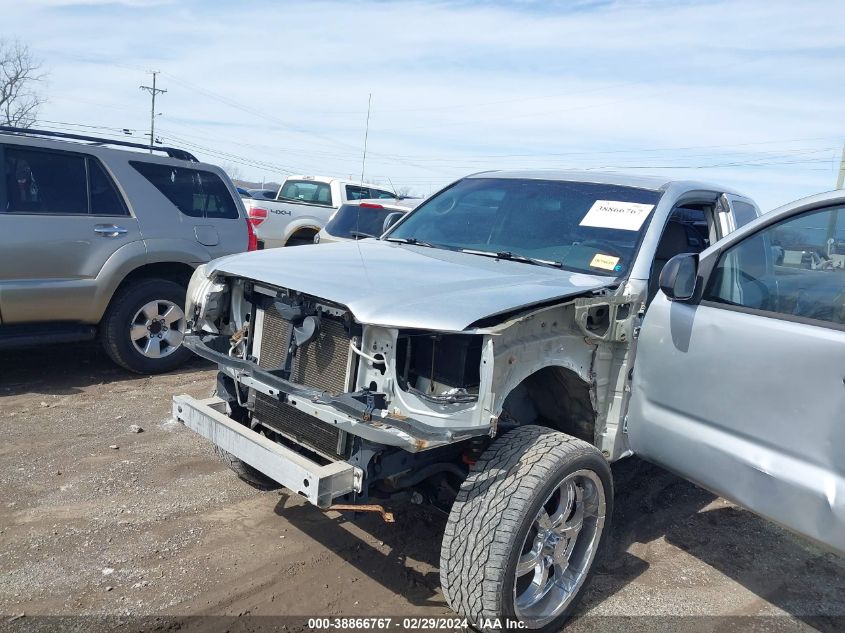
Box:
220;162;244;182
0;40;45;128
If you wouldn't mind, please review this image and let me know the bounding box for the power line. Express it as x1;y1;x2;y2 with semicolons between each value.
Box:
156;128;302;175
35;119;138;135
158;71;455;176
65;52;837;185
372;137;840;162
30;117;838;179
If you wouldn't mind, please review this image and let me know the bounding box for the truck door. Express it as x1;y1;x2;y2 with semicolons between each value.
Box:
627;201;845;555
0;144;142;323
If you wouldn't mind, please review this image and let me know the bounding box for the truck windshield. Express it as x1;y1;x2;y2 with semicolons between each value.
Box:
387;178;662;276
326;204;402;239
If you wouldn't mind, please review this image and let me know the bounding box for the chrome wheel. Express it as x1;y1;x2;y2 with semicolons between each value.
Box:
129;299;185;359
513;469;606;627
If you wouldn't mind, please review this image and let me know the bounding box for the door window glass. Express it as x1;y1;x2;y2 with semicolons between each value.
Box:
731;200;758;228
704;206;845;326
2;146;88;214
88;159;128;216
279;180;332;205
345;184;371;201
130;162;238;219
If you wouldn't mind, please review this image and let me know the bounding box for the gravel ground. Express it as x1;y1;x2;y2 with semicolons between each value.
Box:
1;343;843;631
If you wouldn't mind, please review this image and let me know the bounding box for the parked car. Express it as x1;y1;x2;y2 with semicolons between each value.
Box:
247;188;279;201
237;188;278;200
243;175;397;248
314;199;421;244
171;170;800;629
0;125;255;374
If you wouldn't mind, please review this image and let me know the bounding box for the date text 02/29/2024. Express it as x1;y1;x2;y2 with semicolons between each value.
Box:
307;617;527;630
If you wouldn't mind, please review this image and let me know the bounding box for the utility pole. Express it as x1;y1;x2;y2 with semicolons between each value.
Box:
837;142;845;190
139;71;166;152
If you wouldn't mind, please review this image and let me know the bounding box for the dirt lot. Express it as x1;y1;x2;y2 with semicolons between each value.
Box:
2;343;844;631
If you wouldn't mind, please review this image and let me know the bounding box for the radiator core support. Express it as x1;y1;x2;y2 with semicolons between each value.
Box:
253;304;354;460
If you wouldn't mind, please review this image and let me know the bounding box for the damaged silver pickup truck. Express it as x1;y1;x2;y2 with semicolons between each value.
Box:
172;171;845;631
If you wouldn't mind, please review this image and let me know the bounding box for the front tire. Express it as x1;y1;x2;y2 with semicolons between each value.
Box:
440;426;613;632
211;385;281;491
213;445;281;491
100;278;192;374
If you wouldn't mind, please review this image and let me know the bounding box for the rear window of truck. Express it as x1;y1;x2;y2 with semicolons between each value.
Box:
325;203;402;239
279;180;332;206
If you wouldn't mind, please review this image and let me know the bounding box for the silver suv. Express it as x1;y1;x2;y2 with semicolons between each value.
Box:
0;126;253;373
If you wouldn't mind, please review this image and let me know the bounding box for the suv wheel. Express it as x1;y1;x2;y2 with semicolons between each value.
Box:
101;278;192;374
440;426;613;632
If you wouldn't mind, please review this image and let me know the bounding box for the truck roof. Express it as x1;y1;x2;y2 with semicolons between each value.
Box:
467;169;745;196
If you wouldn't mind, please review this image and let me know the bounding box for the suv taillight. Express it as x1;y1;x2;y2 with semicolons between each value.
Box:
246;218;258;251
247;206;268;226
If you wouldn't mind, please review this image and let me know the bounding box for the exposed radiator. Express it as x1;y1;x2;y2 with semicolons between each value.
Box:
253;305;351;459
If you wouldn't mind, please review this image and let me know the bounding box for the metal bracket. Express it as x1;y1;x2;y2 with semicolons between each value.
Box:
573;295;636;343
328;504;395;523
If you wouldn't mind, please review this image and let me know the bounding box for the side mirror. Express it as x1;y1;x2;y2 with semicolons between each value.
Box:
382;212;404;234
659;253;698;301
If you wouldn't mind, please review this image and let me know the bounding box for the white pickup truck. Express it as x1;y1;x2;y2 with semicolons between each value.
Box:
244;175;397;248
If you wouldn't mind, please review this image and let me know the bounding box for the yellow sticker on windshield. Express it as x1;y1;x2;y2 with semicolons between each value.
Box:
589;253;620;270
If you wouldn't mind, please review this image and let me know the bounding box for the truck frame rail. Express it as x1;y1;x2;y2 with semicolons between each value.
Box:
172;394;362;507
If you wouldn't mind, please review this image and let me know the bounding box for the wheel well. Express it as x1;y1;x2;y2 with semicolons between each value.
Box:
500;365;596;443
115;262;194;295
286;227;319;245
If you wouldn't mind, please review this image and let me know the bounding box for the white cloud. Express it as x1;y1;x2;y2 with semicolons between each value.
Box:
1;0;843;208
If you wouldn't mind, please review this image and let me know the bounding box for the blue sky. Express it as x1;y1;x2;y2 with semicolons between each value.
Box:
1;0;844;208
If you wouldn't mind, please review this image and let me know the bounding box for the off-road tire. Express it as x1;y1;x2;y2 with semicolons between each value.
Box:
212;445;281;491
440;425;613;632
100;278;192;374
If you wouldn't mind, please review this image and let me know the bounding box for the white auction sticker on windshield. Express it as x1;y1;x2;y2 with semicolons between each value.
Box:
579;200;655;232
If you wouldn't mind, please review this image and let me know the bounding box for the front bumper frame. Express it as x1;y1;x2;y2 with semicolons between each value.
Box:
184;333;490;451
172;394;362;508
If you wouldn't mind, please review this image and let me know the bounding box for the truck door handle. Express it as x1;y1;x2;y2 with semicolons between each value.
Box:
94;224;128;237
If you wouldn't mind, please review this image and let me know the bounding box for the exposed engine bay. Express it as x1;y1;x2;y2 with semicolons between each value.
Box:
180;263;640;510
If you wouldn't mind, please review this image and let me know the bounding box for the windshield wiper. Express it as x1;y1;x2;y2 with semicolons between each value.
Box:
349;230;376;239
385;237;434;248
460;249;563;269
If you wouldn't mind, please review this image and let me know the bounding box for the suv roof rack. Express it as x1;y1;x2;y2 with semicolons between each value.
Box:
0;125;198;162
